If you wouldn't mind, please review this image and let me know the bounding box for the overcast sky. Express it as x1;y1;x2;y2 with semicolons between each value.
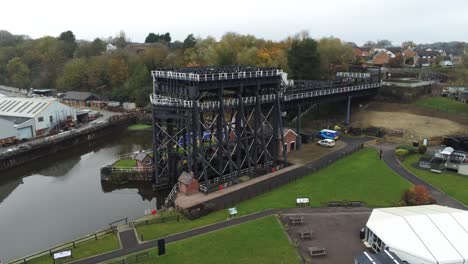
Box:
1;0;467;45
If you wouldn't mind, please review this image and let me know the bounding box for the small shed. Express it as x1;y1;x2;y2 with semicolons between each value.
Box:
135;152;153;169
178;171;199;195
279;128;298;153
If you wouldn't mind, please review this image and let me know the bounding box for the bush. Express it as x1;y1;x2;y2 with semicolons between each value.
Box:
395;148;409;158
418;145;427;154
401;185;436;206
397;144;418;154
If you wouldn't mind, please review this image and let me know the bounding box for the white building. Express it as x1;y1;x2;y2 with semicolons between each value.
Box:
0;117;17;145
0;97;76;139
364;205;468;264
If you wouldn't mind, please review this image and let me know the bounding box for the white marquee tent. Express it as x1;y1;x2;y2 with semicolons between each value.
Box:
365;205;468;264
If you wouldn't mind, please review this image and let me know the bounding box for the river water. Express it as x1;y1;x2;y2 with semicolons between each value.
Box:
0;129;163;261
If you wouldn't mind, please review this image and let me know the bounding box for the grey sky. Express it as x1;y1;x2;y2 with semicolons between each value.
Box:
1;0;467;45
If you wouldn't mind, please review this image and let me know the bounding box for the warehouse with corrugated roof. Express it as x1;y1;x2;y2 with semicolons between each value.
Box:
0;97;76;139
364;205;468;264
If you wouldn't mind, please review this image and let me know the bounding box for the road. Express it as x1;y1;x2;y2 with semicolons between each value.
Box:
379;143;467;210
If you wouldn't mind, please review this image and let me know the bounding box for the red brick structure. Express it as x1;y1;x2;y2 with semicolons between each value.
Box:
278;128;298;154
135;152;153;169
402;48;417;66
372;51;392;66
178;171;199;195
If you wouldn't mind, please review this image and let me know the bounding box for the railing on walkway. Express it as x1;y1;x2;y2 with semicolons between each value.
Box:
129;215;180;228
151;83;381;109
164;183;179;206
8;227;117;264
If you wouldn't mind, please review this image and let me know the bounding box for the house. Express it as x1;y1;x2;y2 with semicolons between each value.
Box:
416;48;443;67
0;97;76;138
0;117;17;146
134;152;153;169
279;128;298;154
178;171;199;195
60;91;100;108
402;48;418;66
371;50;395;66
364;205;468;264
360;47;372;58
106;43;117;52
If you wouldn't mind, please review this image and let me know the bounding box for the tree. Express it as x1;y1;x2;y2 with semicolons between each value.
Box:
162;32;171;43
58;30;76;43
287;37;320;79
0;30;25;47
145;33;159;43
6;57;30;88
317;37;354;79
402;40;416;50
56;58;88;89
376;39;392;48
112;30;129;49
402;185;435;205
75;38;106;58
183;34;196;49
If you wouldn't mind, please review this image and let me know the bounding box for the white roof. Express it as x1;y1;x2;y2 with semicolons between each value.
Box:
0;97;56;118
441;147;455;155
367;205;468;264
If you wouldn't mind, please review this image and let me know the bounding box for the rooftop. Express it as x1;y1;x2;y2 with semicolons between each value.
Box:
0;97;57;118
367;205;468;264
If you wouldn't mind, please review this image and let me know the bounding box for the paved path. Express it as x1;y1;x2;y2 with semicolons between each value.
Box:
71;207;370;264
118;230;138;249
378;143;467;210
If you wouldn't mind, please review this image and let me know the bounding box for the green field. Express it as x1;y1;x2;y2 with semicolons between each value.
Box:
415;96;468;115
113;159;136;168
128;124;152;131
403;154;468;205
121;216;299;264
137;148;411;240
26;234;120;264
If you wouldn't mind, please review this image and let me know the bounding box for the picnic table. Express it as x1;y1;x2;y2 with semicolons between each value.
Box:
288;215;304;225
308;246;327;257
298;230;313;240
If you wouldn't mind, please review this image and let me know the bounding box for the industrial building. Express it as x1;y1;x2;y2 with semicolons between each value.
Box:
364;205;468;264
0;117;17;146
0;97;76;139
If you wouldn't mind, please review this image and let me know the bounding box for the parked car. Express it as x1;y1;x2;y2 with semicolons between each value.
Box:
318;139;335;147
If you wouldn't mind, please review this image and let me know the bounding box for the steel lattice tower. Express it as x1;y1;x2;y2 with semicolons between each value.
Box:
151;66;288;191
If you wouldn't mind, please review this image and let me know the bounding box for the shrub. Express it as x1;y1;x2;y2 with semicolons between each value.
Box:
395;148;409;158
397;144;418;154
401;185;436;206
418;145;427;154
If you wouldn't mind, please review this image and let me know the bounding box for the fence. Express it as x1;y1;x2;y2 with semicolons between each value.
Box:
8;227;117;264
130;215;180;228
181;144;363;219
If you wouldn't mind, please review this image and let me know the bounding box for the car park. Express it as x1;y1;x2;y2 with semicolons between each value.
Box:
318;139;335;147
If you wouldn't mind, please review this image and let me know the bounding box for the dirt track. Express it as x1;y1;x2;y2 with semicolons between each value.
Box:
352;110;468;140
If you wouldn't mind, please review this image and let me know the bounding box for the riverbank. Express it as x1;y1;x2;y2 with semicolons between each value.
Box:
0;114;136;172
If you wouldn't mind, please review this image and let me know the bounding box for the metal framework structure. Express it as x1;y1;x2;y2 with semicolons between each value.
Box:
151;66;381;192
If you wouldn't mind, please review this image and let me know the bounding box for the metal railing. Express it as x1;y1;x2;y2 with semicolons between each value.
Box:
8;227;117;264
151;83;380;109
151;69;282;81
164;183;179;206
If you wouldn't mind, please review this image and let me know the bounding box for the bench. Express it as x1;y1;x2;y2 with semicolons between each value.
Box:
288;216;304;225
298;230;313;240
308;246;327;257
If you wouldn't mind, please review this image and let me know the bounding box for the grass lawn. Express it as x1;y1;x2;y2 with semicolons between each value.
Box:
128;124;152;131
402;154;468;205
118;216;299;264
137;148;411;240
113;159;136;168
26;234;120;264
415;96;468;115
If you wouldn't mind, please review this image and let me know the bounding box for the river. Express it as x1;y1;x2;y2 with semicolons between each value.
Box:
0;129;163;261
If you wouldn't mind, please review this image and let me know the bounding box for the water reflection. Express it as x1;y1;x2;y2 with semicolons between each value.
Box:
0;129;164;261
